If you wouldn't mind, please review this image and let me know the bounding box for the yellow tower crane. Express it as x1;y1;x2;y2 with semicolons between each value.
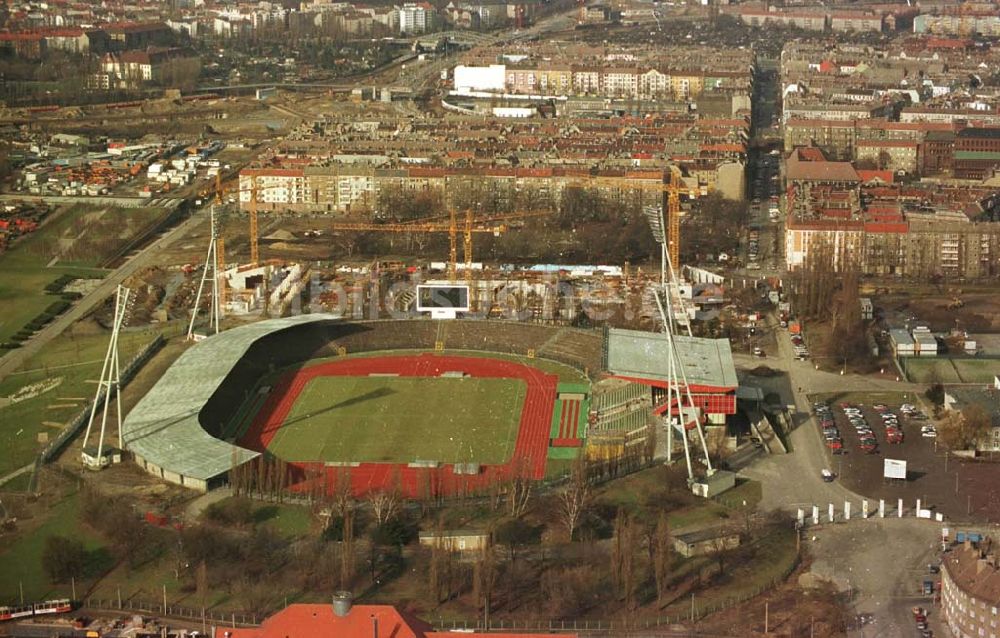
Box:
566;166;694;270
328;209;549;279
202;173;272;269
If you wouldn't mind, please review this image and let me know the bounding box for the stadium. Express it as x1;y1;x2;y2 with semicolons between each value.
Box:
121;316;604;495
121;315;738;496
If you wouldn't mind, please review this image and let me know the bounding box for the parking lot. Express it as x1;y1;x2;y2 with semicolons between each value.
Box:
807;518;942;638
814;400;931;460
810;391;1000;523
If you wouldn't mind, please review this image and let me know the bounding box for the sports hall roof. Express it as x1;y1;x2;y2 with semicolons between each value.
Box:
605;328;738;390
122;314;339;482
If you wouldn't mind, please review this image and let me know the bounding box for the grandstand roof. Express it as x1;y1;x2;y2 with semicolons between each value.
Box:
605;329;738;390
122;315;339;482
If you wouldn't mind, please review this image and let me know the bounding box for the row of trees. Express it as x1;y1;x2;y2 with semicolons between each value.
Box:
789;239;872;369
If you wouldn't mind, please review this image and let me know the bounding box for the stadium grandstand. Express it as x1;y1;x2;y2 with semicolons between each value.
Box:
603;328;739;426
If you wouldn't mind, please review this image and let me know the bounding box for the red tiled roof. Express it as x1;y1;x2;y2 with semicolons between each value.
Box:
700;143;746;153
864;221;908;233
925;37;973;49
0;32;43;41
942;541;1000;606
787;150;860;183
216;605;574;638
219;605;432;638
242;168;303;177
795;147;827;162
857;170;894;183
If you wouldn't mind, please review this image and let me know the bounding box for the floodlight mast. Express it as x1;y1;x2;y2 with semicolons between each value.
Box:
653;289;715;481
643;204;692;337
81;284;133;468
645;204;713;482
187;204;222;339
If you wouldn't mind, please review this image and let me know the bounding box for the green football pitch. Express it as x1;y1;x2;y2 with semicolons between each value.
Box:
266;376;527;464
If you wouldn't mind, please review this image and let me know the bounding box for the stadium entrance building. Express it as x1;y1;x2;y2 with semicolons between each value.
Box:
604;328;739;428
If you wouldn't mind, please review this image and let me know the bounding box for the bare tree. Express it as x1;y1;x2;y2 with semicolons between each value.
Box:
610;508;625;595
653;511;671;607
429;517;445;603
340;508;354;589
704;528;739;577
940;403;993;450
507;457;534;518
367;487;400;526
332;467;355;518
556;454;591;541
620;515;637;610
472;539;497;628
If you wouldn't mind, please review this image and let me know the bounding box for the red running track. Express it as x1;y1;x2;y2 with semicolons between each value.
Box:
239;353;558;498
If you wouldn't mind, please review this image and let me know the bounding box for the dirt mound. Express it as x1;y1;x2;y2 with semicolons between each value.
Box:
264;229;295;241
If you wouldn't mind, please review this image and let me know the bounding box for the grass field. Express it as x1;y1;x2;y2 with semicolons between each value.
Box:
904;357;1000;384
268;376;527;464
0;203;173;344
0;492;107;603
0;325;162;478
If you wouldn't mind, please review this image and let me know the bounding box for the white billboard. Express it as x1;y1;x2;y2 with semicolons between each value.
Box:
883;458;907;480
416;285;469;319
453;64;506;93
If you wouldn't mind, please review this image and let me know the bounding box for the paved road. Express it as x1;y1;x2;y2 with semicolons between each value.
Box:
735;312;922;511
729;311;943;636
183;486;233;522
0;207;206;383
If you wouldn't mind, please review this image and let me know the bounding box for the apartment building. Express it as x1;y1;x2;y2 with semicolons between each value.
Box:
399;2;436;34
914;12;1000;37
855;140;919;172
900;107;1000;126
941;538;1000;638
783;103;892;125
954;128;1000;180
829;10;884;33
739;8;827;31
786;214;1000;279
239;166;678;214
95;47;200;89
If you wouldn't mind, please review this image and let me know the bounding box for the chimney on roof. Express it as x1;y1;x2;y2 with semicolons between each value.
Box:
371;614;379;638
332;591;353;617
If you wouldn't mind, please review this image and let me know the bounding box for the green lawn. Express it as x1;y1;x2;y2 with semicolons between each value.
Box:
0;492;108;603
257;503;314;537
0;203;172;344
0;328;161;477
808;390;918;410
267;376;526;464
903;358;963;384
952;359;1000;384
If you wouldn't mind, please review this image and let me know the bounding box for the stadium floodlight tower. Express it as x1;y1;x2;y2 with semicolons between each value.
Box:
642;205;692;337
644;205;714;484
81;284;133;470
187;204;223;339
